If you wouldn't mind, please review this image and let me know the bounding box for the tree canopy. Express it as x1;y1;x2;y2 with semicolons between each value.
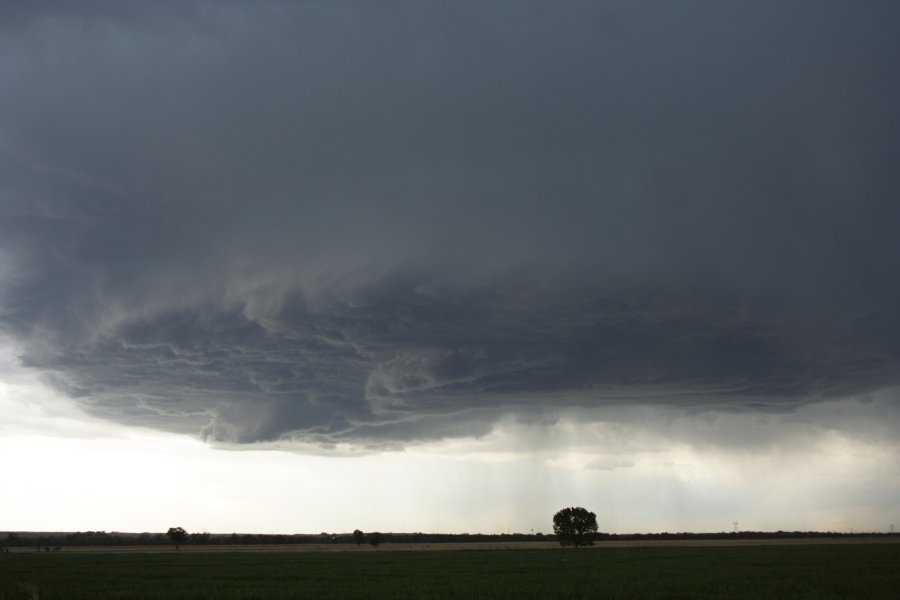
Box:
166;526;188;550
553;507;598;547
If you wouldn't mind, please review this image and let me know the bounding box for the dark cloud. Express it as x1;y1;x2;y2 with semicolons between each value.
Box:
1;2;898;447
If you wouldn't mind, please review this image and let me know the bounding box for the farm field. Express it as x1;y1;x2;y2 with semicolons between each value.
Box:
1;540;899;599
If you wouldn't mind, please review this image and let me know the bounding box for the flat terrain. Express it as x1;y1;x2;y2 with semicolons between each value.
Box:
5;535;896;554
2;540;898;599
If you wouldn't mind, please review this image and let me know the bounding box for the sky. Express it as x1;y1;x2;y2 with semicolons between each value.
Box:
1;1;899;535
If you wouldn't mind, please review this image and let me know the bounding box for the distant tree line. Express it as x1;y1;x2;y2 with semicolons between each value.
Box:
595;530;900;541
1;529;896;549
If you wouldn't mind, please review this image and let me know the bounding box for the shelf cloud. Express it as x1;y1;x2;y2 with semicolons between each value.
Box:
1;1;898;449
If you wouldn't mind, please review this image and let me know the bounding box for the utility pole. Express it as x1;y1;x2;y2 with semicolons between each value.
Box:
733;521;739;533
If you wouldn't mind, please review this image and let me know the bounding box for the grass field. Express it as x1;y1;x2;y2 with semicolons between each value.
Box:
2;541;898;599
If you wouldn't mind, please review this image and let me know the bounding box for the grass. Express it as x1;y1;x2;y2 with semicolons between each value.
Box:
1;542;898;599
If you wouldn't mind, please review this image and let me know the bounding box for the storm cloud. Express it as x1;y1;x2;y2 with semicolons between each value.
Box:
1;1;898;448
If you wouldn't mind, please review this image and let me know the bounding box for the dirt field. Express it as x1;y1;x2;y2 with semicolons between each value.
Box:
8;536;898;554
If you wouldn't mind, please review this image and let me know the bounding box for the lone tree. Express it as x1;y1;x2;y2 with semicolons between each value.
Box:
166;526;188;551
353;529;364;546
368;531;382;548
552;507;598;547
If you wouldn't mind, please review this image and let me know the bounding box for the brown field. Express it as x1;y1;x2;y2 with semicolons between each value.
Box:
7;536;899;554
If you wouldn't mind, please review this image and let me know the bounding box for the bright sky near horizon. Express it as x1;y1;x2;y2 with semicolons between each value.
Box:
1;1;899;535
3;343;898;535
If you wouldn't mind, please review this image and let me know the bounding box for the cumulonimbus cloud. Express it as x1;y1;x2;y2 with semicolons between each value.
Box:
1;1;898;448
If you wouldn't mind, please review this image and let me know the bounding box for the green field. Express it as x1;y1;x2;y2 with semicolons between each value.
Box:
2;542;898;599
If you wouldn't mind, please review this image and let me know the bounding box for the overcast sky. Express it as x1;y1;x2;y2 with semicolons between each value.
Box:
1;1;899;535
